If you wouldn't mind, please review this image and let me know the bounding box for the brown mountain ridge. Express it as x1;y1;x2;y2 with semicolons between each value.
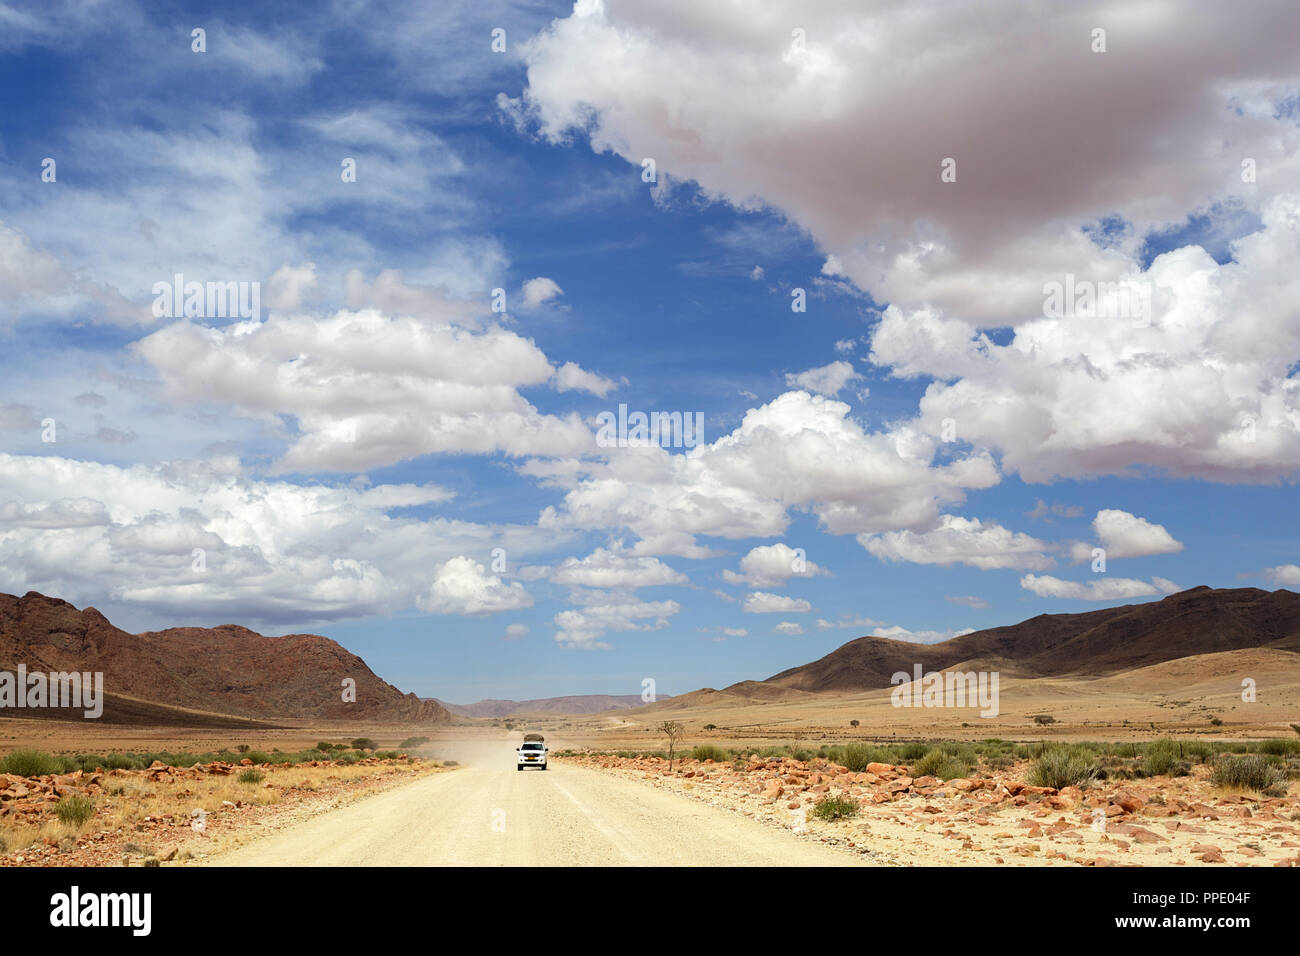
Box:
756;586;1300;695
0;591;450;725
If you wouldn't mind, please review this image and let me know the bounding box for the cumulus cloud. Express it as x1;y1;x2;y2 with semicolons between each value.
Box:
875;199;1300;483
784;360;859;397
553;591;680;650
1262;564;1300;587
743;591;811;614
548;545;686;589
1085;509;1184;560
519;2;1300;485
521;276;563;307
0;452;559;626
536;390;1000;556
418;556;533;616
860;515;1055;570
266;262;320;313
134;305;596;473
722;542;824;588
1020;573;1180;601
519;0;1300;324
505;623;529;640
773;621;803;635
554;361;619;396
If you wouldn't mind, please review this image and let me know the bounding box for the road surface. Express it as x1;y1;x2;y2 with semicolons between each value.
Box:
206;747;866;866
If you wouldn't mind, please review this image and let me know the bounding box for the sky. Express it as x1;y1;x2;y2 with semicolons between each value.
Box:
1;0;1298;704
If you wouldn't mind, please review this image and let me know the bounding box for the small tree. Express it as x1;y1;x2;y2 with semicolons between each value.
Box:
704;723;717;731
850;719;860;728
658;721;685;770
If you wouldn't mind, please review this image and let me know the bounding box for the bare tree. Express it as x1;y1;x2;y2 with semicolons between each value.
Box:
658;720;685;770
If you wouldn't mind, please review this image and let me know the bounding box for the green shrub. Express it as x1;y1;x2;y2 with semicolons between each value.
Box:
237;744;250;754
912;748;972;781
55;793;95;827
351;738;378;751
1027;745;1098;789
398;736;430;749
243;751;272;765
811;794;858;820
0;749;62;777
1257;738;1300;756
237;769;264;784
1211;755;1286;794
316;741;333;752
1142;739;1191;777
690;744;727;762
898;742;930;760
838;742;879;772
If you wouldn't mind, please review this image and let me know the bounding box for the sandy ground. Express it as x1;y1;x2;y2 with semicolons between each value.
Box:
202;741;867;867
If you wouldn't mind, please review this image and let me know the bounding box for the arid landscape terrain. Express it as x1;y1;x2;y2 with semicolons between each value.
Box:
2;584;1298;866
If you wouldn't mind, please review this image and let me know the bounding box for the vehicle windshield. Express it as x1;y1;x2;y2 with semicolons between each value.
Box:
521;743;544;751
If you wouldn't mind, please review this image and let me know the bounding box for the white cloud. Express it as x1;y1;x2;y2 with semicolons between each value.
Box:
860;515;1055;570
519;3;1300;485
945;595;989;610
1091;509;1184;559
554;361;619;396
773;621;804;635
521;276;563;307
873;624;976;645
0;452;559;626
135;303;597;473
1262;564;1300;587
519;0;1300;325
505;623;529;640
553;591;680;650
266;262;319;313
722;542;824;588
418;556;533;616
549;545;686;589
721;626;747;637
536;390;1000;556
743;591;811;614
784;360;859;396
0;222;143;324
1019;573;1172;601
875;200;1300;483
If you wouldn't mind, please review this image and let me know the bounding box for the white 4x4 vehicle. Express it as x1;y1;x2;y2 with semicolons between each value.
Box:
516;739;548;771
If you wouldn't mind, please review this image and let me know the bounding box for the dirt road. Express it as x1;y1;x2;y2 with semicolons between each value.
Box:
206;744;866;866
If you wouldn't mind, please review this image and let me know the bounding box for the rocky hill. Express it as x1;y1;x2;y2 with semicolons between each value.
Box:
0;591;451;724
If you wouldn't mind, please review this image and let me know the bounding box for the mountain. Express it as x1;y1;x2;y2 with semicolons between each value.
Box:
753;586;1300;695
435;694;670;718
0;591;451;725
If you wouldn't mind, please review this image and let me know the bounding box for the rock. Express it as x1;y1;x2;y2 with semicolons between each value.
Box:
866;762;894;775
1113;792;1145;814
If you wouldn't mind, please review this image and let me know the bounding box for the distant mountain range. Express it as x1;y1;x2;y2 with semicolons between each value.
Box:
433;694;670;718
5;586;1296;727
659;586;1300;706
0;591;451;725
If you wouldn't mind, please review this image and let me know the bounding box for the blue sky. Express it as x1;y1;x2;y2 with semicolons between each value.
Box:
1;0;1298;703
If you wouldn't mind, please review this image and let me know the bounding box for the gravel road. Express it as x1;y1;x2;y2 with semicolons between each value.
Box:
207;744;865;866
